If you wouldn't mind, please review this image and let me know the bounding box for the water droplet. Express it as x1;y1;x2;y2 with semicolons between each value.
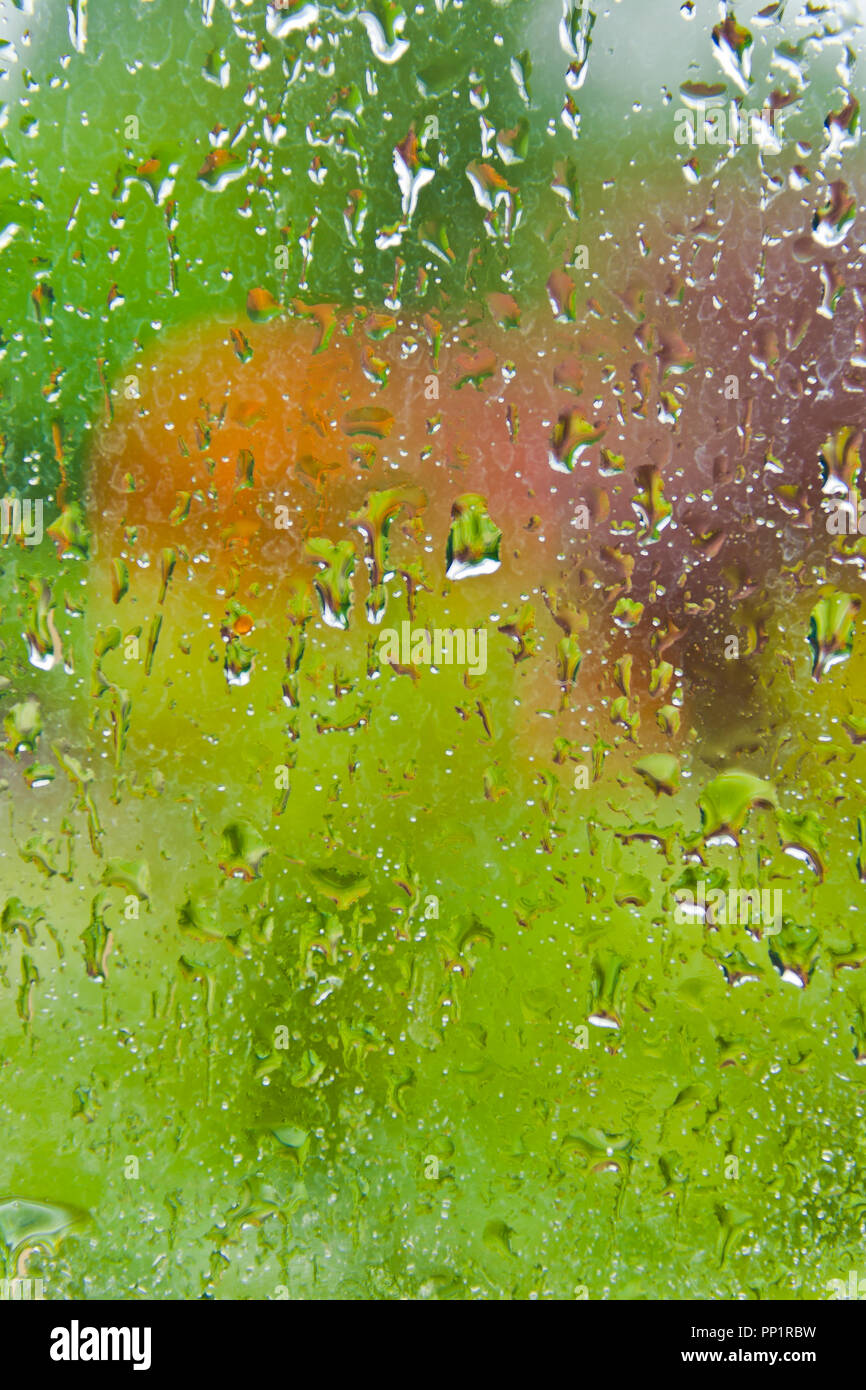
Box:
445;494;501;580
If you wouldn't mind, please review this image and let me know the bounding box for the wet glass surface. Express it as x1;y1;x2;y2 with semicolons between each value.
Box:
1;0;865;1300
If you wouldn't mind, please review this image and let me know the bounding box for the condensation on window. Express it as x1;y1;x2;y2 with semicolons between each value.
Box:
0;0;864;1301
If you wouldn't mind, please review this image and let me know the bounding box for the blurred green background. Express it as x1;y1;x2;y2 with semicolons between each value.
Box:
1;0;866;1301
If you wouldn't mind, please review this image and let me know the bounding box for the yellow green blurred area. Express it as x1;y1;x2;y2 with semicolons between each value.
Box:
1;0;866;1300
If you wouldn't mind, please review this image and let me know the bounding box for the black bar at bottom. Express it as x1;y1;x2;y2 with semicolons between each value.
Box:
0;1296;853;1376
